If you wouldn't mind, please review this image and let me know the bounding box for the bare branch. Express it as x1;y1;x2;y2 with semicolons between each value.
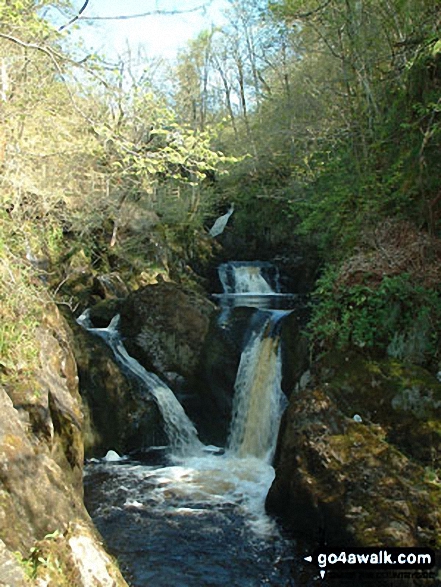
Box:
59;0;90;32
0;33;81;66
288;0;333;21
0;33;63;62
0;33;110;86
0;32;98;128
77;3;209;21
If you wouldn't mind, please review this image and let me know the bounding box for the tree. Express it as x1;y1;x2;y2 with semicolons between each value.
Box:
173;29;220;132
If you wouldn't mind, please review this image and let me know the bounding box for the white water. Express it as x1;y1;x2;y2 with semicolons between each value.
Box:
209;204;234;237
218;262;279;295
231;266;274;294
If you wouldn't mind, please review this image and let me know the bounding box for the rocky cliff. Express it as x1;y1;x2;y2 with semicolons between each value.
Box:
0;304;128;587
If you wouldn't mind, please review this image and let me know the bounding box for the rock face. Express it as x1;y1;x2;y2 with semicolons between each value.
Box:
0;305;128;586
189;306;254;444
266;352;441;550
318;353;441;470
119;281;216;383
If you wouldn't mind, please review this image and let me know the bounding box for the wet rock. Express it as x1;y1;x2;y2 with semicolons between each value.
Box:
266;385;441;549
279;310;310;395
119;281;216;381
188;306;254;445
93;272;129;300
88;298;124;328
189;305;309;446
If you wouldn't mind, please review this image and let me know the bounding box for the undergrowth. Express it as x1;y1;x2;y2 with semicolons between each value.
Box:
0;214;47;383
309;267;441;365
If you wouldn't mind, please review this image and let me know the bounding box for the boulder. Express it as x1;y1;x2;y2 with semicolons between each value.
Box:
68;317;166;458
119;281;216;382
317;352;441;470
266;355;441;550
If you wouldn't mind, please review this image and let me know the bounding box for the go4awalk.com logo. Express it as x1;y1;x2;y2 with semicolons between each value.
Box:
304;547;436;580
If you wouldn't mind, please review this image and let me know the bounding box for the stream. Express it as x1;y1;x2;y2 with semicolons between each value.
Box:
81;262;313;586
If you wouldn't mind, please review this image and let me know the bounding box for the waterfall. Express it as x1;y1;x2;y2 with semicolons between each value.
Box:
208;204;234;237
218;261;280;295
77;311;202;456
83;260;298;585
216;261;290;460
228;311;288;461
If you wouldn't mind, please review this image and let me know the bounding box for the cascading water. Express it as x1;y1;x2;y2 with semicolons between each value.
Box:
218;261;280;294
81;261;300;586
228;310;288;461
215;261;296;315
77;311;202;456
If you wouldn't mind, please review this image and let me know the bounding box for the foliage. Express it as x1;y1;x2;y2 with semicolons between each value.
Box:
266;0;441;250
0;0;239;282
14;529;84;586
168;2;441;375
15;530;62;580
309;267;441;363
0;213;45;383
0;0;243;405
0;0;440;371
191;0;441;262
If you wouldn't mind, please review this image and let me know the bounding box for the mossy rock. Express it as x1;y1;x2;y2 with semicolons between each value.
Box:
267;388;441;549
318;351;441;469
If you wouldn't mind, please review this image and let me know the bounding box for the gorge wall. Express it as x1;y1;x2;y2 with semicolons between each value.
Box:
0;303;128;587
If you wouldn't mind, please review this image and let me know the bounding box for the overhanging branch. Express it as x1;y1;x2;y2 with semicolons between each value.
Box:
289;0;333;20
0;32;99;128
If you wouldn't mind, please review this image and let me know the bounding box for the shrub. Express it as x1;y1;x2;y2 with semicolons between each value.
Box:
308;267;441;364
